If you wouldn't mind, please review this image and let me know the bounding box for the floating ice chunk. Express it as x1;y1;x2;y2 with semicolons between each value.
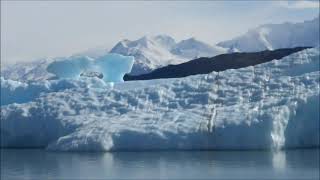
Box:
46;54;134;82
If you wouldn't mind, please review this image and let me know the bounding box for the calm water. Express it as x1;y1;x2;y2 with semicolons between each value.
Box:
1;149;319;179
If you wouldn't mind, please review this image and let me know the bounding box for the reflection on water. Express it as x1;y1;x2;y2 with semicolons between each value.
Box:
272;150;286;170
1;149;319;179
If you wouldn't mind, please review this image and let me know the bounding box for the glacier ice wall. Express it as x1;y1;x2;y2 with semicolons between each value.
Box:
46;53;134;82
0;77;112;106
1;48;319;151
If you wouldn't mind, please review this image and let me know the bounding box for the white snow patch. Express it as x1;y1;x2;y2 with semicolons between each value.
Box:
110;35;227;75
218;17;319;52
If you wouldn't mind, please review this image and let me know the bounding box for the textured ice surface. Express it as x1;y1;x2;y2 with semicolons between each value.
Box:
1;48;319;151
1;53;134;83
0;77;111;106
47;54;134;82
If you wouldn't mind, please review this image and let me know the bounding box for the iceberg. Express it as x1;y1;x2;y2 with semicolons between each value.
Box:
1;53;134;83
46;53;134;82
0;53;132;106
1;48;319;151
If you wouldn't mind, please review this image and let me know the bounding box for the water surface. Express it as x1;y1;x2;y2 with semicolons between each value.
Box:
1;149;319;179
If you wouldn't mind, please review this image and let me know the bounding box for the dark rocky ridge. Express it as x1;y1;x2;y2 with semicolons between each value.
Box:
124;47;311;81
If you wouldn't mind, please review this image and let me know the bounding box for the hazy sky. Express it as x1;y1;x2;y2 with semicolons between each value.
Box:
1;0;319;65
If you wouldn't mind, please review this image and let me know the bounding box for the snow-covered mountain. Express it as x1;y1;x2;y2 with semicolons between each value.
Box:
217;16;319;52
124;47;309;81
110;35;227;75
171;38;226;59
1;35;226;81
110;35;179;75
1;47;319;151
1;59;55;82
72;46;109;58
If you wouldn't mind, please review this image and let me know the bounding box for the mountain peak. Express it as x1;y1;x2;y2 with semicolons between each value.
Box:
136;36;151;46
176;37;212;49
152;34;176;49
172;37;226;59
217;16;319;52
154;34;174;40
186;37;197;41
110;35;226;75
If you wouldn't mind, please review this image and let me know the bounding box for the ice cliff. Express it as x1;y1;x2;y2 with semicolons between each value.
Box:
1;48;319;151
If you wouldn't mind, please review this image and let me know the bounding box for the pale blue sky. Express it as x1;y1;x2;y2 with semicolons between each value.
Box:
1;0;319;64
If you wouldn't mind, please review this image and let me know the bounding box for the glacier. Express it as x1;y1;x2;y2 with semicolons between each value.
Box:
1;53;133;106
0;47;319;151
47;53;134;83
0;77;112;106
1;53;134;83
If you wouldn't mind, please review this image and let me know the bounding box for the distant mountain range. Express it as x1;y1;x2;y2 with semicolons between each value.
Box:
110;35;227;75
1;17;318;82
124;47;310;81
217;16;319;52
1;59;54;82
